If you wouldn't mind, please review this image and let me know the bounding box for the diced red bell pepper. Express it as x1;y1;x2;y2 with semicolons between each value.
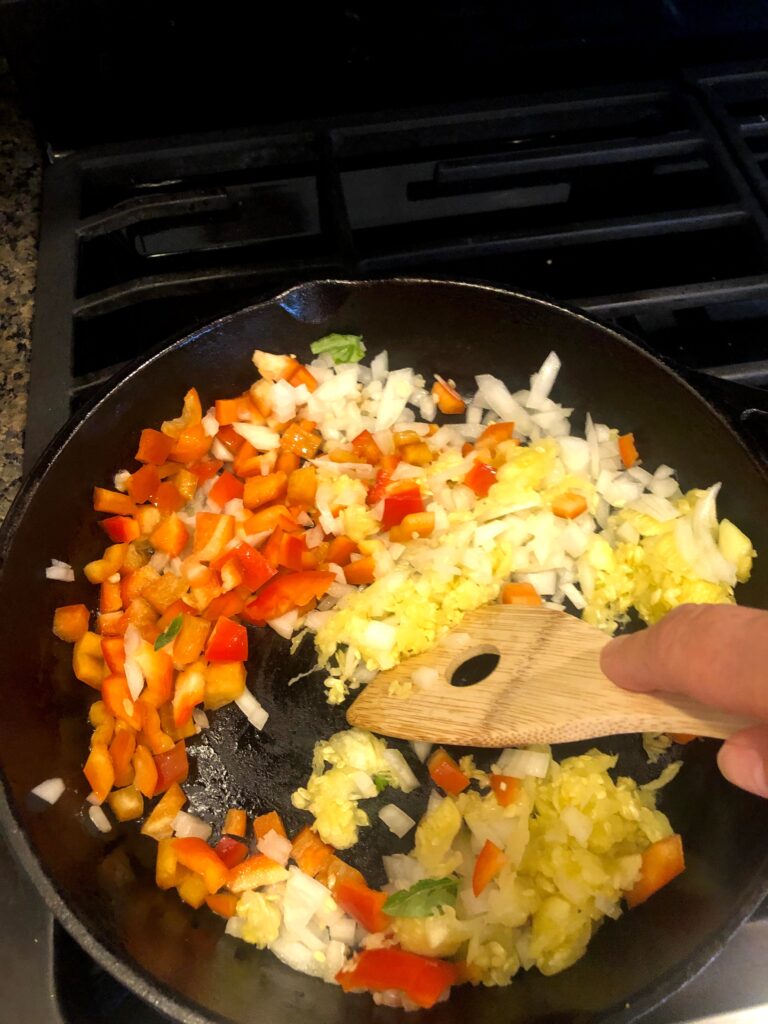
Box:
242;571;335;624
205;616;248;662
428;747;470;795
172;662;206;727
334;878;391;934
277;532;307;572
463;460;497;497
326;536;358;567
224;808;248;838
344;555;376;586
93;487;136;517
381;483;424;529
336;948;458;1009
243;471;288;510
132;743;159;798
101;636;126;675
209;471;244;509
232;543;276;592
153;740;189;795
489;774;521;807
619;432;639;469
102;674;141;729
99;515;140;543
288;364;319;392
136;428;175;465
206;892;240;918
431;375;466;415
173;837;229;894
84;743;114;804
53;604;90;643
626;834;685;908
351;429;382;465
153;481;185;515
188;457;223;483
134;644;174;706
253;810;286;839
127;464;161;504
472;839;505;896
214;836;249;869
227;853;288;893
290;826;334;878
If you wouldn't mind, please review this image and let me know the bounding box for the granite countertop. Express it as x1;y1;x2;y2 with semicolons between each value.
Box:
0;75;40;523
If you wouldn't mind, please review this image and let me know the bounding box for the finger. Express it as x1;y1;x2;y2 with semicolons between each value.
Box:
599;604;768;721
717;726;768;798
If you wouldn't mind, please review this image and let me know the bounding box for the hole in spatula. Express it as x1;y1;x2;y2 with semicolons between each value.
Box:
448;644;501;687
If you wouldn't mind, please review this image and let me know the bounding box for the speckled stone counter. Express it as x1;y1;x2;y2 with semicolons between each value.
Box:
0;77;40;522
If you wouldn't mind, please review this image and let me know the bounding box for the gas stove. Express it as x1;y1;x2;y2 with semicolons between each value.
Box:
9;63;768;1023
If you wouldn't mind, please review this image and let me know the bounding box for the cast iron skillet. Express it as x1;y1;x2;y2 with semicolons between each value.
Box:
1;278;768;1024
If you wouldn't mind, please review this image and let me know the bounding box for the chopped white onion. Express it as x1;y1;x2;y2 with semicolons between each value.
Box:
123;624;142;658
411;666;439;688
192;707;210;731
329;916;357;945
124;657;145;701
257;828;293;866
493;747;551;779
267;608;299;639
202;411;220;437
211;437;235;462
561;582;586;610
236;689;269;730
232;422;281;450
172;810;212;841
31;777;65;804
88;805;112;833
409;741;433;763
379;803;416;838
46;562;75;581
383;748;419;793
113;469;131;492
561;805;593;846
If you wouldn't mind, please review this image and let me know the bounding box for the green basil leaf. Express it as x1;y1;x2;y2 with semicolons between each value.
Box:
154;614;183;651
382;876;458;918
373;774;389;793
309;333;366;364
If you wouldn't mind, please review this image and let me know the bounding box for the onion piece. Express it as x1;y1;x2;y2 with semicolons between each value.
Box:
257;828;293;866
31;778;65;804
527;351;562;409
409;741;433;763
46;560;74;582
379;804;416;839
88;805;112;833
124;657;145;702
211;437;235;462
383;748;419;793
267;609;299;639
172;810;212;841
232;422;281;450
236;689;269;731
201;411;220;437
192;707;210;731
493;748;551;779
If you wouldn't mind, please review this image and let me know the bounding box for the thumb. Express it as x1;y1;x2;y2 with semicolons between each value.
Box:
717;726;768;798
599;604;768;721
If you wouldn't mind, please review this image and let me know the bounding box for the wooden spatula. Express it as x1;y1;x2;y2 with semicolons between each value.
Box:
346;605;756;746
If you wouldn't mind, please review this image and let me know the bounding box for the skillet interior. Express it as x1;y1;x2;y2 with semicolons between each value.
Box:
0;278;767;1024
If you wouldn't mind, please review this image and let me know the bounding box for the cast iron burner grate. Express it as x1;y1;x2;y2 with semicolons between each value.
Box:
26;64;768;473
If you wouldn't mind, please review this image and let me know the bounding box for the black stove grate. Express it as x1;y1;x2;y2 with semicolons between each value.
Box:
26;65;768;472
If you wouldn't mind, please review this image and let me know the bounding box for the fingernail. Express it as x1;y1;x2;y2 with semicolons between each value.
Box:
717;744;768;798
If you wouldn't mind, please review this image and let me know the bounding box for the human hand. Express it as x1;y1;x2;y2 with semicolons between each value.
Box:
600;604;768;798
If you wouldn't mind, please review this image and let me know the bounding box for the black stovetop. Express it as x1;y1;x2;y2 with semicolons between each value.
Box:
11;62;768;1023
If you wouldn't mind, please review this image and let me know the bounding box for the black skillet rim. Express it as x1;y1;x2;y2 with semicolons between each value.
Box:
0;276;766;1024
